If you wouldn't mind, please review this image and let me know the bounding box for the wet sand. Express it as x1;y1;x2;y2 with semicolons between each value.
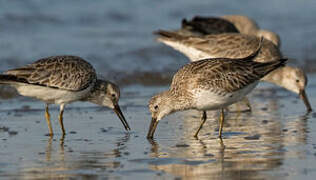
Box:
1;77;316;179
1;0;316;179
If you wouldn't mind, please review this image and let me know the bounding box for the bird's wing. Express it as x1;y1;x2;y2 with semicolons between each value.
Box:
5;56;97;91
186;34;258;57
155;30;281;62
186;34;281;62
171;57;286;93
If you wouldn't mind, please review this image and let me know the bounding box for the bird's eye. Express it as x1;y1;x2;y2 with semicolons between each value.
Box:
154;105;158;110
296;79;300;83
111;94;116;98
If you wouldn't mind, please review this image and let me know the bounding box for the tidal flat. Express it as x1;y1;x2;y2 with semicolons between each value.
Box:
1;81;316;179
1;0;316;179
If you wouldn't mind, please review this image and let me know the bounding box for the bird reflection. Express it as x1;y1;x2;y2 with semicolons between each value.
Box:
145;86;310;179
147;138;160;158
45;135;65;162
145;99;310;179
282;112;310;159
20;133;131;179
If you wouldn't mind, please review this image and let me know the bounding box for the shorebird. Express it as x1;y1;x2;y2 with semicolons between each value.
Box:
147;39;287;139
181;15;280;47
179;16;239;36
154;31;312;112
0;56;130;136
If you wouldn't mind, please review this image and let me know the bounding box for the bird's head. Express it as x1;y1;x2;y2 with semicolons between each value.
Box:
147;91;175;139
87;79;130;130
282;67;312;112
257;29;281;48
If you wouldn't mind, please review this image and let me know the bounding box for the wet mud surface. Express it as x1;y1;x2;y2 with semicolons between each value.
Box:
1;0;316;179
1;80;316;179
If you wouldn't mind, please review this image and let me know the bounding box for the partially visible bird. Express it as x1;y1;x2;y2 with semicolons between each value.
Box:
180;15;280;47
0;56;131;136
180;16;239;36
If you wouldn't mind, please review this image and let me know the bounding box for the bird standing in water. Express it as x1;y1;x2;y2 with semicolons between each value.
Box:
0;56;130;136
147;39;287;139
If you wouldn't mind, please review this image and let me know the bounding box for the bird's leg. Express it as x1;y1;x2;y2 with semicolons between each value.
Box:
58;104;66;135
194;111;207;138
45;104;53;136
218;108;225;139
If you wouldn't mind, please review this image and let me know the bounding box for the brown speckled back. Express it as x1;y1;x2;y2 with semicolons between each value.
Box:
5;56;97;91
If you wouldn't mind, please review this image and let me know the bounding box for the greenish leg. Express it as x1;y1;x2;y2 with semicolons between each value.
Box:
218;108;224;139
194;111;207;138
58;104;66;135
45;104;53;136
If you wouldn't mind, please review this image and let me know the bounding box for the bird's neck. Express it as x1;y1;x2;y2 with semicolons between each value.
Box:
261;67;296;94
81;81;102;104
261;67;283;84
166;90;192;112
82;90;99;104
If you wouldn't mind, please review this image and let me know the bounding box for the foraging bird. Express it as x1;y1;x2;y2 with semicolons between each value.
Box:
154;30;312;112
181;15;280;47
147;39;287;139
0;56;130;136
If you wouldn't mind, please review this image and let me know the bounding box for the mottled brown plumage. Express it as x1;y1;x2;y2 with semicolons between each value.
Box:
171;56;286;94
155;30;312;112
5;56;96;91
180;15;280;47
155;31;281;62
0;55;130;136
147;41;287;139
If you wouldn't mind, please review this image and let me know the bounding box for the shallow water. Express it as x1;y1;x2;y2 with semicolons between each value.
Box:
1;0;316;83
1;0;316;179
1;79;316;179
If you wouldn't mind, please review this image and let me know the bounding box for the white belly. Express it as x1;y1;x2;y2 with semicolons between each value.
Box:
160;40;213;61
193;82;258;110
13;83;93;105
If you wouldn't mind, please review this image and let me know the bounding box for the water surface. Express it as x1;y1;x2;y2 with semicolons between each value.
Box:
1;0;316;179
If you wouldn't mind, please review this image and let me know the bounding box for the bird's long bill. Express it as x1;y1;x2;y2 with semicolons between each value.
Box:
299;89;312;112
113;104;131;131
147;117;159;139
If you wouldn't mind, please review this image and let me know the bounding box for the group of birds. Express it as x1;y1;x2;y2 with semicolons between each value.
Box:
0;15;312;140
148;15;311;139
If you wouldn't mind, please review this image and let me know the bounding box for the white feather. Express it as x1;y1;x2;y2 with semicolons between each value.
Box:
13;82;94;104
193;82;258;110
159;39;213;61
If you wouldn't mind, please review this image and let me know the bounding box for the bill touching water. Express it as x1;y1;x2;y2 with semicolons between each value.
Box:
1;84;316;179
1;0;316;179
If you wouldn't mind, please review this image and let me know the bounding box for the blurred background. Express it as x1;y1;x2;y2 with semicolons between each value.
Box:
1;1;316;179
1;0;316;86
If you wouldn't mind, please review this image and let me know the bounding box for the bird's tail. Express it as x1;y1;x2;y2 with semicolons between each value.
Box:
0;74;27;85
255;58;288;77
240;37;264;61
153;30;189;42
